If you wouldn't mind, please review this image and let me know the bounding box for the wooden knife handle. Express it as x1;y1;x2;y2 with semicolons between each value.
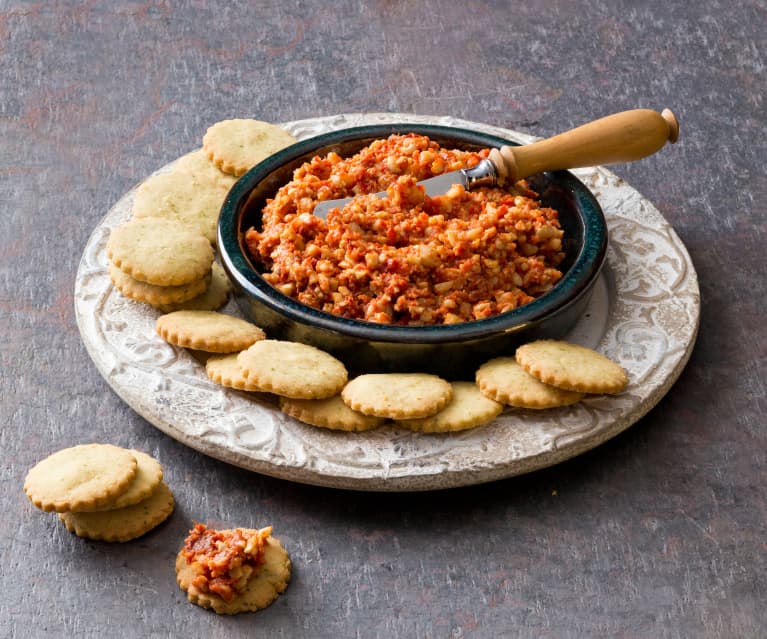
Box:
489;108;679;182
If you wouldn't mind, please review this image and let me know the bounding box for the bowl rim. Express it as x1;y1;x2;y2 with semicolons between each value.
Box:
218;123;607;344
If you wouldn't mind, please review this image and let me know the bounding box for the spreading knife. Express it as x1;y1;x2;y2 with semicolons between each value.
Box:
311;108;679;219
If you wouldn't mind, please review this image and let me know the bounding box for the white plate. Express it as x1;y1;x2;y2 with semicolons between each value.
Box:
75;113;700;491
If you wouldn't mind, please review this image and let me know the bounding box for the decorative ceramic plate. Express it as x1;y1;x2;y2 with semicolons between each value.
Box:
74;113;700;491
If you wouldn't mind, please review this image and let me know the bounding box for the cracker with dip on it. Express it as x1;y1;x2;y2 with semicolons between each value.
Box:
176;523;291;615
24;444;174;542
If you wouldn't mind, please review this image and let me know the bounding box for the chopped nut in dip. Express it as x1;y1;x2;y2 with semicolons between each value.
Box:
245;134;565;325
181;523;272;602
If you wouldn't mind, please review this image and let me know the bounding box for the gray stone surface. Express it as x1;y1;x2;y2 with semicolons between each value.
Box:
1;1;765;637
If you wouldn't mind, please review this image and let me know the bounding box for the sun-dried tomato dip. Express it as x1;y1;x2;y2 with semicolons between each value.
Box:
244;134;565;325
181;523;271;602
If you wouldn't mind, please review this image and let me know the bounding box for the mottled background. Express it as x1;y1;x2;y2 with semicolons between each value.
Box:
1;1;765;637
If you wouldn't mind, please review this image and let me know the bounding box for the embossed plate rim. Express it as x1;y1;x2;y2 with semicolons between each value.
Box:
74;113;700;491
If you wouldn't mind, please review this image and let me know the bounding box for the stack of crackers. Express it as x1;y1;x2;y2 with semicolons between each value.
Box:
23;443;174;542
106;118;297;312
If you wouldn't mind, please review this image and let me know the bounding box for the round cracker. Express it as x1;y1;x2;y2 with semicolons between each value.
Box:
132;170;230;244
279;395;385;432
176;534;291;615
24;444;138;513
205;353;264;392
156;310;266;353
59;481;174;542
398;381;504;432
202;119;297;177
237;340;348;399
109;262;210;306
107;217;214;286
515;340;628;394
173;148;238;190
476;357;584;409
341;373;452;420
153;262;231;313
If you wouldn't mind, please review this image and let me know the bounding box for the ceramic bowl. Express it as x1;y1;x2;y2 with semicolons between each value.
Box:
217;124;607;378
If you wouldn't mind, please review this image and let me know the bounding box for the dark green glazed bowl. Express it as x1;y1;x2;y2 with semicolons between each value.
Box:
218;124;607;379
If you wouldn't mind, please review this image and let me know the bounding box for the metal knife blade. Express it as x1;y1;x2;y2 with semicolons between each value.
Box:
311;158;498;219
